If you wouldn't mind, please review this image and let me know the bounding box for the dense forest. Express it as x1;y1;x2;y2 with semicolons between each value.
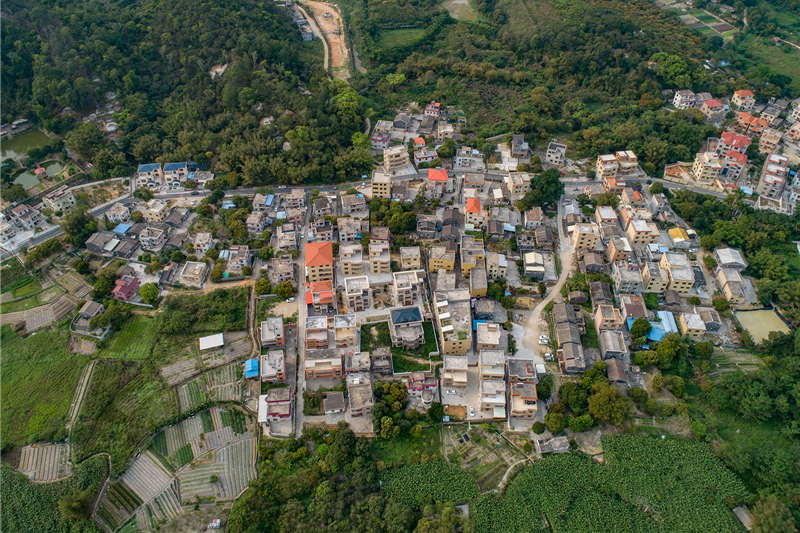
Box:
2;0;373;184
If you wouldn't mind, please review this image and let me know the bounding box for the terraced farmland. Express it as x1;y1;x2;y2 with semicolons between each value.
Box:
177;376;207;412
200;332;250;369
17;443;71;482
160;353;201;386
178;437;257;502
119;451;174;503
95;480;143;531
134;480;183;530
206;364;241;401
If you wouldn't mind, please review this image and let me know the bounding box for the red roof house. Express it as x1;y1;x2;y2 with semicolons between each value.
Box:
112;275;140;302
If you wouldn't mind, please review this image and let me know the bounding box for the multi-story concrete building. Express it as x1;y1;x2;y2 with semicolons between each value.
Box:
139;226;167;250
261;350;286;383
429;245;456;273
388;306;425;350
305;242;334;283
343;276;370;312
341;194;368;215
625;219;660;245
339;243;364;276
383;145;410;172
259;317;285;349
433;289;472;356
485;252;507;280
392;270;425;307
394;246;419;271
673;90;696;110
679;312;706;338
606;236;632;263
180;261;208;286
372;173;391;198
442;356;468;388
480;379;507;414
334;314;357;348
594;305;624;332
305;349;343;379
660;252;694;294
369;242;391;274
545;142;567;166
731;89;755;111
305;316;330;350
716;268;748;305
572;223;600;251
476;322;501;352
460;235;486;277
270;254;295;282
193;232;214;255
700;99;725;123
42;185;76;212
759;127;783;155
714;248;747;271
692;151;723;181
348;379;374;417
642;261;669;293
105;203;130;224
505;172;531;196
338;217;369;243
756;153;790;200
465;198;484;226
227;245;251;275
612;261;644;294
283;189;306;208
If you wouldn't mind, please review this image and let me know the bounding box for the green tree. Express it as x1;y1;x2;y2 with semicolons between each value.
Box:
751;495;797;533
170;250;185;263
275;281;295;299
569;413;594;433
139;282;159;304
532;421;545;434
130;210;144;223
652;373;665;390
630;318;652;339
60;205;97;246
66;123;104;160
537;374;553;400
1;184;28;203
57;488;94;520
713;297;731;313
544;412;567;434
132;187;154;202
588;382;631;425
693;341;714;360
427;402;444;424
629;387;649;404
650;182;665;194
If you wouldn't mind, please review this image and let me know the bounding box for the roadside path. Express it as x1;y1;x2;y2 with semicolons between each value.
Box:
295;3;329;71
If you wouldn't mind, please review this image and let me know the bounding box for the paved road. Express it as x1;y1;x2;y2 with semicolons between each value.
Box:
294;208;311;436
516;197;573;364
295;3;329;71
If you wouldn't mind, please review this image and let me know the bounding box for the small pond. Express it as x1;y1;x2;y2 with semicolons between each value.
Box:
1;130;51;161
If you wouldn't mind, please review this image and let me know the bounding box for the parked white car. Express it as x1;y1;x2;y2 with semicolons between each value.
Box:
539;335;549;340
469;406;475;417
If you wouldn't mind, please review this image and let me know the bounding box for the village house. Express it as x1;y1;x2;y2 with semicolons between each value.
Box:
343;276;370;312
388;306;425;350
180;261;207;286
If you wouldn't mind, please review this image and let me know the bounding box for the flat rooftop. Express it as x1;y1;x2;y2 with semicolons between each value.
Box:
305;316;328;330
334;314;356;328
479;349;504;366
344;275;370;293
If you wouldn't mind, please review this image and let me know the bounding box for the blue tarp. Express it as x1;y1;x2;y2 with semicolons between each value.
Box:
221;202;236;209
113;223;131;234
245;359;259;378
266;194;274;206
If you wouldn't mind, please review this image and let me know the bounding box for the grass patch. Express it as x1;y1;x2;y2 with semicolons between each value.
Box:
72;360;178;472
96;316;158;361
261;381;288;394
377;28;425;49
0;285;65;313
582;316;599;349
372;426;440;464
1;324;87;445
257;296;282;322
393;353;430;373
736;33;800;90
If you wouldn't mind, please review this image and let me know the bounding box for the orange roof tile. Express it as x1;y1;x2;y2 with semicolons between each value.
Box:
428;168;448;182
309;280;333;293
413;137;426;145
734;90;754;98
305;242;333;267
466;198;480;214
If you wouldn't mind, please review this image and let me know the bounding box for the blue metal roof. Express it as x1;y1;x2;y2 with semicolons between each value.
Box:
245;369;259;378
657;310;679;334
137;163;161;173
163;162;187;171
265;194;274;206
503;223;515;233
357;194;364;198
221;202;235;209
472;319;487;330
113;223;131;234
245;359;259;371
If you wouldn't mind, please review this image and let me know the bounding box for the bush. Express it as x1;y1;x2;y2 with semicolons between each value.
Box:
661;403;675;416
544;412;566;434
644;293;659;310
712;297;730;313
242;266;253;276
629;387;649;404
688;296;701;305
532;421;545;434
644;399;659;416
652;374;665;390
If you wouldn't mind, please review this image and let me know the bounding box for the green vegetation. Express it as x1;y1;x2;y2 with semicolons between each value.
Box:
200;409;214;433
0;455;107;532
377;28;425;48
372;426;440;464
392;354;430;373
471;436;747;533
220;407;247;434
380;461;480;506
0;274;39;295
159;288;248;334
0;285;65;314
72;360;177;472
174;444;194;468
95;316;158;361
1;325;86;446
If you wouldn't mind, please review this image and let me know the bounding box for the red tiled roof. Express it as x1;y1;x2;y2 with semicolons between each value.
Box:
428;168;448;182
734;90;754;98
466;198;480;214
725;150;747;165
414;137;425;145
704;99;723;108
305;291;313;305
305;242;333;267
310;280;333;293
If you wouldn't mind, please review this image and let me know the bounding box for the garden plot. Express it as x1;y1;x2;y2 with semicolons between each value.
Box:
95;481;143;532
441;425;527;492
135;480;183;529
206;364;242;401
199;331;250;369
56;272;92;298
119;450;174;503
160;352;201;386
177;376;208;411
179;437;257;502
18;443;71;481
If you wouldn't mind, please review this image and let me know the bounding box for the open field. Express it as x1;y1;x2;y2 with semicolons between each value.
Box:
96;316;159;361
372;426;440;464
378;28;425;48
0;284;64;314
71;360;178;472
441;425;527;492
1;324;86;445
177;376;208;412
159;288;248;335
304;0;350;78
736;33;800;90
17;443;72;482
